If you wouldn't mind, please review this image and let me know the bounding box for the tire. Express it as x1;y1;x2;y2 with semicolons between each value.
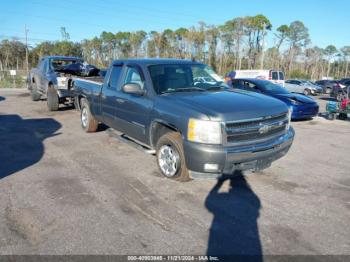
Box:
303;89;310;96
156;132;190;182
47;86;59;111
80;98;98;132
30;82;41;101
327;113;335;120
336;92;345;102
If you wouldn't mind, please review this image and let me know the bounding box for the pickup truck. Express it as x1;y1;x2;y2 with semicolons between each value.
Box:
27;56;100;111
73;59;295;181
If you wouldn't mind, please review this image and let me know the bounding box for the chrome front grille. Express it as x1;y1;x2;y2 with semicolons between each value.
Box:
225;112;289;145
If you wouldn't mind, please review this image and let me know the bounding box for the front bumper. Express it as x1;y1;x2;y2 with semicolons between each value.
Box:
57;88;74;98
183;128;295;179
291;104;319;120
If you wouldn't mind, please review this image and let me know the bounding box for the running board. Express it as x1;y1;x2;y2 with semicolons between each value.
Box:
106;128;156;155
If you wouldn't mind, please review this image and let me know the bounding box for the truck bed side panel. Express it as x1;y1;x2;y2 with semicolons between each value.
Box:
74;79;103;120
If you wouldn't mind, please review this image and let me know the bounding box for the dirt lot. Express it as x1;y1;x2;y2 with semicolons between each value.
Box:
0;89;349;256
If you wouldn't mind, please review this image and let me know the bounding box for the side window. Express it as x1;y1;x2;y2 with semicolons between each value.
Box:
271;71;278;80
39;59;46;72
231;80;241;88
108;66;123;90
245;81;259;92
124;67;144;89
279;72;284;80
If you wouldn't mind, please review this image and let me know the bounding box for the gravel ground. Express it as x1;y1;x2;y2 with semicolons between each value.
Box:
0;89;349;256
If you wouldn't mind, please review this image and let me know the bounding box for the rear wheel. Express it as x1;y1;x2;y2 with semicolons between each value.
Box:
47;86;59;111
156;132;190;182
80;98;98;132
30;82;41;101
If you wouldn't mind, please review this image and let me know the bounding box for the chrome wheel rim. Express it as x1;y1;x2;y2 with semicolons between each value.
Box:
81;107;88;127
158;145;180;177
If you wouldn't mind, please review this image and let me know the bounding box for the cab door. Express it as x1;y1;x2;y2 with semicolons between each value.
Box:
100;64;124;128
114;64;153;143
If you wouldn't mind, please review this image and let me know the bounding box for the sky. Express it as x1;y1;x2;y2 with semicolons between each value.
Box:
0;0;349;49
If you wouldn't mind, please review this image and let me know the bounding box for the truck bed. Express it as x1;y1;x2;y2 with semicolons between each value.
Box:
72;75;104;84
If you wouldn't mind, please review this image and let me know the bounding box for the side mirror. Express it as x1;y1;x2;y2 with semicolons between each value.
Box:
122;83;145;96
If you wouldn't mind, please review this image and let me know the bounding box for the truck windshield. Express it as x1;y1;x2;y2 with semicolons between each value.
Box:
149;64;228;94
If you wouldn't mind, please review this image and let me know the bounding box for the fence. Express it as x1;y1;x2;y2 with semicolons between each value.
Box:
0;70;27;88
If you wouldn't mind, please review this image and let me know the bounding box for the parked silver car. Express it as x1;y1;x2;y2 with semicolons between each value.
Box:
285;80;323;95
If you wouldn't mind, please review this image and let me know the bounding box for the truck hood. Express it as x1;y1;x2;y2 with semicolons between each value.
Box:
161;90;288;121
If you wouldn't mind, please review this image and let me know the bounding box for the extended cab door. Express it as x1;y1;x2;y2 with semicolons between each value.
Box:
100;64;123;128
114;64;153;144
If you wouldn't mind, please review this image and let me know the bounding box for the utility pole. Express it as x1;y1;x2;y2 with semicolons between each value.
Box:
24;25;29;75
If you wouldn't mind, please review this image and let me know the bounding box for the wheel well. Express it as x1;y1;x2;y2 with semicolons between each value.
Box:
150;122;180;148
76;95;86;110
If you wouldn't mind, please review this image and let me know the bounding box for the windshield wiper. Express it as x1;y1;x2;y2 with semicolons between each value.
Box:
161;87;206;94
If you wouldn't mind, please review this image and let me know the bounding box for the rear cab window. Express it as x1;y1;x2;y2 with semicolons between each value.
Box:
108;65;123;90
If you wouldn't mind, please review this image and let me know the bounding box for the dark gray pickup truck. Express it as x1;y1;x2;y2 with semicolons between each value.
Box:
73;59;294;181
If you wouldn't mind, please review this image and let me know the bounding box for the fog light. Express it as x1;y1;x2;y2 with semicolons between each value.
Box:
204;163;219;172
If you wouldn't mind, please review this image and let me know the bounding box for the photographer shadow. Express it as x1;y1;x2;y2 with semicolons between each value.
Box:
205;172;262;259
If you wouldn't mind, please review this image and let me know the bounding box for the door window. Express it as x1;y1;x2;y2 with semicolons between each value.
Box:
242;81;260;92
108;65;123;90
278;72;284;80
124;67;144;89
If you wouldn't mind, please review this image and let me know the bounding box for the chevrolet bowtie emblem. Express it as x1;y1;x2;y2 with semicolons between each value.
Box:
259;125;270;134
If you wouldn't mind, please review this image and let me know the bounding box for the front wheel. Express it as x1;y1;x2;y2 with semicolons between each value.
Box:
156;132;190;182
303;89;310;96
30;82;41;101
80;98;98;132
47;86;59;111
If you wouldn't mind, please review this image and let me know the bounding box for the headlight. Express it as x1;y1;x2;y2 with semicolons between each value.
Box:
286;107;292;130
187;118;222;144
289;98;302;105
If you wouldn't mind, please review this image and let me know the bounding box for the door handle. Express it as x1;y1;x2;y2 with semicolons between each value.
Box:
116;98;125;104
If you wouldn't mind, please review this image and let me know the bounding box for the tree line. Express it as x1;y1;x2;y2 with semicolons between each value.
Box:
1;15;349;80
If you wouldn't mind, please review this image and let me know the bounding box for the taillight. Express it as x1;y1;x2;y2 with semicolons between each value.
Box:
268;71;272;80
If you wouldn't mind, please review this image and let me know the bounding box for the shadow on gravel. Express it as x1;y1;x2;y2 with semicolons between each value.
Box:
205;172;262;260
0;114;61;179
